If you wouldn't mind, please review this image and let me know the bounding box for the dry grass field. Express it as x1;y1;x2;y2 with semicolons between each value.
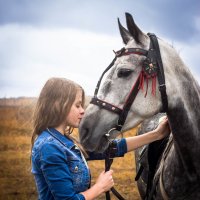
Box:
0;98;141;200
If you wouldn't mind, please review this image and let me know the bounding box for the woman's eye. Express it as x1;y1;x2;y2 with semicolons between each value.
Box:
75;104;81;108
117;69;132;78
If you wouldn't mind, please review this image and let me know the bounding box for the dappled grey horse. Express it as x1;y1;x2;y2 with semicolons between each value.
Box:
79;13;200;199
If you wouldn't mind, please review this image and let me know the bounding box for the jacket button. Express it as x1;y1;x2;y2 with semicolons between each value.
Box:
74;166;78;172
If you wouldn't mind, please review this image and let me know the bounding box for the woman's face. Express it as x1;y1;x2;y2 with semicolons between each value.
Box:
66;90;85;128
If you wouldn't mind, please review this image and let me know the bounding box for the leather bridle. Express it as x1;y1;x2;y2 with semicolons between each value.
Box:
91;33;168;133
90;33;168;200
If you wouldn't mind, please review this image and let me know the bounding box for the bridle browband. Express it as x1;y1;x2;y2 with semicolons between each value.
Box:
91;33;168;132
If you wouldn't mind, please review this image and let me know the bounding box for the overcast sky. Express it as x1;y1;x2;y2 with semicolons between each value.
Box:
0;0;199;97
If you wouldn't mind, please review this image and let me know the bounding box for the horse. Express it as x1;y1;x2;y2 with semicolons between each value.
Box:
79;13;200;199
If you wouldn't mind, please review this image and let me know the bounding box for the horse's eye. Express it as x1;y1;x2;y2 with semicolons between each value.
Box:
117;68;132;78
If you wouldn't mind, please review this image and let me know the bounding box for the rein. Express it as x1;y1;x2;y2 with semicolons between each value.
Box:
105;141;125;200
91;33;168;200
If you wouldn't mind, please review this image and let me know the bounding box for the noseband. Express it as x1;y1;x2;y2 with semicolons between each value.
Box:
91;33;168;132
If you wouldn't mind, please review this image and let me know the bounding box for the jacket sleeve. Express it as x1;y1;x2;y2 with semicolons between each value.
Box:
40;143;85;200
87;138;127;160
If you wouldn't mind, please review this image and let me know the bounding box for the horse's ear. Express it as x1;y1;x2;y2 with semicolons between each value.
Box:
125;12;143;44
118;18;132;44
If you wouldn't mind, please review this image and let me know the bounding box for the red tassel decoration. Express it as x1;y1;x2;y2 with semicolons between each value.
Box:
139;71;144;91
152;76;157;96
144;78;149;98
139;69;157;97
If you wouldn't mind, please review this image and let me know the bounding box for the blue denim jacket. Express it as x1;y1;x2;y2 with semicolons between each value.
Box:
31;128;127;200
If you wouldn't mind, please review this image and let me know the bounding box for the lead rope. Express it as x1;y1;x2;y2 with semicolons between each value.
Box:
105;141;125;200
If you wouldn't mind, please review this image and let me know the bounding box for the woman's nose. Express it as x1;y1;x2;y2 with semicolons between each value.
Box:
80;107;85;115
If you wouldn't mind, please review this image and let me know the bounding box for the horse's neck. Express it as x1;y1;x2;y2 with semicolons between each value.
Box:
167;69;200;177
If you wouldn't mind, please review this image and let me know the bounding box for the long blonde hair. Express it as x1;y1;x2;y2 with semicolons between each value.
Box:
31;77;86;154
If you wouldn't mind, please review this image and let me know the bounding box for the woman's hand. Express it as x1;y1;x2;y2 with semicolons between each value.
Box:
154;116;171;140
95;170;114;192
81;170;114;200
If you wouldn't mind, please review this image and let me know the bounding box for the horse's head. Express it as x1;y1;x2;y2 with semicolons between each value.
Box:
79;13;174;152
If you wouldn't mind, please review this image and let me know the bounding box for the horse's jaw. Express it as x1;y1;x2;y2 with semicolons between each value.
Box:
79;105;119;152
79;105;148;152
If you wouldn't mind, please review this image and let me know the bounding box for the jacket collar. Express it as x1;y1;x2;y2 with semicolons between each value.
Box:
46;128;75;149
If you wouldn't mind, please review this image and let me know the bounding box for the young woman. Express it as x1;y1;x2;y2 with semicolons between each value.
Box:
31;77;170;200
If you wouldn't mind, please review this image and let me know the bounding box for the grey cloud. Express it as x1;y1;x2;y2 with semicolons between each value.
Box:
0;0;199;43
0;0;199;97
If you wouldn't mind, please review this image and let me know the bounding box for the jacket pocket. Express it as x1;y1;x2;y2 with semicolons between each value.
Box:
68;156;90;192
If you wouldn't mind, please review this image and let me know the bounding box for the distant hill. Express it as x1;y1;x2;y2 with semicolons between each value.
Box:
0;97;37;107
0;96;91;107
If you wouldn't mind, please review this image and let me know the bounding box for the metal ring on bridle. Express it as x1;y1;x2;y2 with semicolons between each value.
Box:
105;127;118;137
